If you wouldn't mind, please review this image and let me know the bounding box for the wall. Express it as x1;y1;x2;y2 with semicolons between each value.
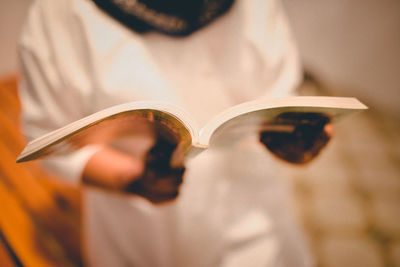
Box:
283;0;400;116
0;0;32;76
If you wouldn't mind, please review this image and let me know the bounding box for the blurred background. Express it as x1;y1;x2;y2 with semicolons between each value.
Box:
0;0;399;266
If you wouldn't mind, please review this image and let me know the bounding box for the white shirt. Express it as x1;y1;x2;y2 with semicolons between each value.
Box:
19;0;311;266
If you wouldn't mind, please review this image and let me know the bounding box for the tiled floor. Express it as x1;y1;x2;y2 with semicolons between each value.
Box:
285;80;400;267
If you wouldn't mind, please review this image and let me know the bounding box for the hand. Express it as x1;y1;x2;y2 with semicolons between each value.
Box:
82;136;185;204
259;112;333;164
82;146;146;190
125;136;185;204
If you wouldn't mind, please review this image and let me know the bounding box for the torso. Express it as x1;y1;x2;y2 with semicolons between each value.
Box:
33;0;308;266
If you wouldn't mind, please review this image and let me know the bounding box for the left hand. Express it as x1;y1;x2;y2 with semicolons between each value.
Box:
259;112;333;164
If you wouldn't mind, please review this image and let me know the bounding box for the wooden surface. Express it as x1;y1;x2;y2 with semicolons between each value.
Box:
0;75;82;267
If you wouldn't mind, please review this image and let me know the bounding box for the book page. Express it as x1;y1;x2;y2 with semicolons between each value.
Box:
17;97;367;164
17;109;193;163
199;97;367;146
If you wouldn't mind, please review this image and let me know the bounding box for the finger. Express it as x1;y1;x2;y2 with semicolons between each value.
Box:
170;144;185;168
83;147;145;190
258;124;295;133
144;190;180;204
153;178;181;194
130;167;184;202
128;179;180;204
115;158;146;188
324;123;334;138
144;172;184;195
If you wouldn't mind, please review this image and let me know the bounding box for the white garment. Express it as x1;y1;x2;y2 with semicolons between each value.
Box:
19;0;312;266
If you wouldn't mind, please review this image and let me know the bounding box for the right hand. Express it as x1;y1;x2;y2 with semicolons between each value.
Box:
125;136;185;204
82;136;185;204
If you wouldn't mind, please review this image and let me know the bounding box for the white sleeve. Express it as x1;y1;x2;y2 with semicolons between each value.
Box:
266;0;302;97
246;0;302;98
18;0;99;183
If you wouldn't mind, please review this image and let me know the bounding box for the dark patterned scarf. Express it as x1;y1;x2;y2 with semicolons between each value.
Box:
92;0;235;37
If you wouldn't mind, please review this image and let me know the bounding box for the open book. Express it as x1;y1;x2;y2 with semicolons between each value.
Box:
17;96;367;164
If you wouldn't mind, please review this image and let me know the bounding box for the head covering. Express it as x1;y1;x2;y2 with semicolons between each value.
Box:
92;0;235;37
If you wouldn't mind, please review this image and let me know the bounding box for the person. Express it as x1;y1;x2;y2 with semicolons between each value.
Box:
18;0;331;266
